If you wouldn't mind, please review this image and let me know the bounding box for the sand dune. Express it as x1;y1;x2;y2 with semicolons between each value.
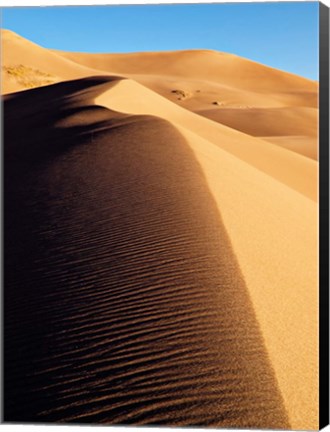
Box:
2;30;319;430
4;77;289;427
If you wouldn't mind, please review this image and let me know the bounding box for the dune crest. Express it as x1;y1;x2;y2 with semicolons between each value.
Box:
4;77;290;428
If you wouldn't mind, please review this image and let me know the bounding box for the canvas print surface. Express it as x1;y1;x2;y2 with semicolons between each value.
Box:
1;2;323;430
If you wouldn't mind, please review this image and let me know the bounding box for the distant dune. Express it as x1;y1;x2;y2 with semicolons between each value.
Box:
2;29;319;430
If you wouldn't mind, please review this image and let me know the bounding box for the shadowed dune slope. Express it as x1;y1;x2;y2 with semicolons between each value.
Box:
4;77;289;427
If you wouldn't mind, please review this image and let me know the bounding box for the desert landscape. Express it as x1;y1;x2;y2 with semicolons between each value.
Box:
2;27;318;430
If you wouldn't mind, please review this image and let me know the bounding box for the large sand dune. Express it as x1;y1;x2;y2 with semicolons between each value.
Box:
4;77;289;427
2;30;319;430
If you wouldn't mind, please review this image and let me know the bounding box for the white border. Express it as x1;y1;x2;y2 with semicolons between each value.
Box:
0;1;329;432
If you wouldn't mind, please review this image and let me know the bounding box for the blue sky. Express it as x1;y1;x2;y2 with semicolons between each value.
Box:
2;2;319;80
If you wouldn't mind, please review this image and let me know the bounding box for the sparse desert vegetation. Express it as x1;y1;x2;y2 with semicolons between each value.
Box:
2;64;57;89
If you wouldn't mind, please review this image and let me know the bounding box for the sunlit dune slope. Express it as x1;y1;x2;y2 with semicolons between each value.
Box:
175;126;318;431
262;135;318;160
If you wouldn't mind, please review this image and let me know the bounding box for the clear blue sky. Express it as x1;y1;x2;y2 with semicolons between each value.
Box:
2;2;319;80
